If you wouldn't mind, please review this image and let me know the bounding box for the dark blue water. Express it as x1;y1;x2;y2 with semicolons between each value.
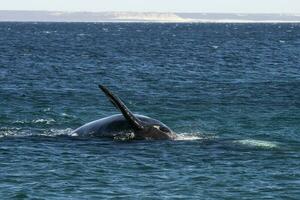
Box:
1;23;300;199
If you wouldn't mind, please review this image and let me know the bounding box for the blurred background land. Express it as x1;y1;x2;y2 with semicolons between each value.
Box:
0;10;300;22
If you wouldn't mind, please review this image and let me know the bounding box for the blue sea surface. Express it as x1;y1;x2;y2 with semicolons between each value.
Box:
0;23;300;199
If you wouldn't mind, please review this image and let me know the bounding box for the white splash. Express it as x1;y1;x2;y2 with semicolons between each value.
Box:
175;132;217;141
46;128;75;137
175;135;202;141
235;139;278;149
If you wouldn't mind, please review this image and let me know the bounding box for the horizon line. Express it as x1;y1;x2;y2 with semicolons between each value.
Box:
1;10;300;15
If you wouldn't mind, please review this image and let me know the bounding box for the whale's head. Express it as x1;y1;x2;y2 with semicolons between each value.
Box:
134;124;176;140
99;85;176;140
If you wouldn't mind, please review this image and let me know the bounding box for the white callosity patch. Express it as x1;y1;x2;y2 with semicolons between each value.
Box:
153;125;160;130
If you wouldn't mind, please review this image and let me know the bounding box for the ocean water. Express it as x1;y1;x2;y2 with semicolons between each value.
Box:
0;22;300;199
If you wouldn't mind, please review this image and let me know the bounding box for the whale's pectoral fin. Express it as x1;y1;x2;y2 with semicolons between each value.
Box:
99;85;144;131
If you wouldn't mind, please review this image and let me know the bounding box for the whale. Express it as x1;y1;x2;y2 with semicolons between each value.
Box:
73;85;177;140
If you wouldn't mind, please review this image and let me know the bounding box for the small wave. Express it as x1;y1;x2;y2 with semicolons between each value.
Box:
32;118;56;124
41;30;58;34
0;127;21;138
14;118;56;125
42;31;52;34
234;139;278;149
14;120;26;124
77;33;89;37
0;127;31;138
43;108;51;112
60;113;76;118
0;127;75;138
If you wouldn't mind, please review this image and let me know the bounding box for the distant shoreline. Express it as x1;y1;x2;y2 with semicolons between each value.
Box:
0;10;300;23
0;20;299;24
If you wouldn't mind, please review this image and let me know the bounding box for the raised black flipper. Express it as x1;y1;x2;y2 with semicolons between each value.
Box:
98;85;144;131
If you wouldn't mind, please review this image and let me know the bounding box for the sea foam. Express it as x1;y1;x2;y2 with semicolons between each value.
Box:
234;139;279;149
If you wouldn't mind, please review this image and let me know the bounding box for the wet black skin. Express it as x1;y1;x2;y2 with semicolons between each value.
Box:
74;114;176;140
73;85;177;140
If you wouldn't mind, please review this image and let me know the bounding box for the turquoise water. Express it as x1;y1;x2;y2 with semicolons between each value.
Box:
0;23;300;199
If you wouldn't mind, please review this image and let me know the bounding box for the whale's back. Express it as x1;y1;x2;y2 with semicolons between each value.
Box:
74;114;164;138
